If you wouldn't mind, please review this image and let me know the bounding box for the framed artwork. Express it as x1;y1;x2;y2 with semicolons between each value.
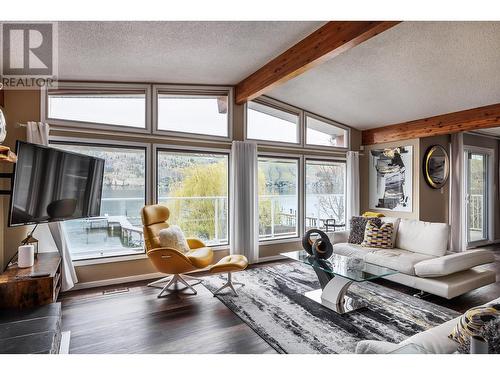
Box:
369;146;413;212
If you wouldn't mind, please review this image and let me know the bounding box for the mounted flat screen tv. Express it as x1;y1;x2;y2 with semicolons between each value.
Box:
9;141;105;226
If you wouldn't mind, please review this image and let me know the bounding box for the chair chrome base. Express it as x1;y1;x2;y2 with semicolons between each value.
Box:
149;274;202;297
213;272;245;296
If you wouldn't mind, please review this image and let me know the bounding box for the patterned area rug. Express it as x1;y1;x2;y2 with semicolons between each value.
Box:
202;262;460;354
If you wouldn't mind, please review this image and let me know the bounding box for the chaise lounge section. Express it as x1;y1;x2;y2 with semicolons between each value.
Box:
328;218;496;299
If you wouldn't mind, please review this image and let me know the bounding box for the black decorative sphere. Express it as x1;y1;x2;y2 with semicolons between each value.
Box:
302;229;333;259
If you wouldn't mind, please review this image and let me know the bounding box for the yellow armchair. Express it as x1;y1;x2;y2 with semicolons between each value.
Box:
141;204;214;297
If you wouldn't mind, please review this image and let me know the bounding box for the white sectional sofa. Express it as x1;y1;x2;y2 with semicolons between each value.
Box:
355;296;500;354
328;218;496;299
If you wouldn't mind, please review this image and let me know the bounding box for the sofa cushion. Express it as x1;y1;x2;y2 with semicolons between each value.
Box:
449;303;500;346
326;230;349;245
414;249;495;277
331;243;379;259
365;248;435;275
361;221;394;249
399;316;461;354
396;219;449;256
381;217;400;246
355;340;400;354
348;216;381;244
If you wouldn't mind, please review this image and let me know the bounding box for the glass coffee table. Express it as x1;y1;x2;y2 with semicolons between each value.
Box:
281;250;398;314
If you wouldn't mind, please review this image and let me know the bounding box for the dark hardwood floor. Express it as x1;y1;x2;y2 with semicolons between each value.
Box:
61;246;500;353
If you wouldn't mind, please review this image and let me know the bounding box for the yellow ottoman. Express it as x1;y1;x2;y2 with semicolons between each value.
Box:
209;255;248;296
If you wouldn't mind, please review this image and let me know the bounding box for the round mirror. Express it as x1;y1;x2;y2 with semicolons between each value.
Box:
423;145;449;189
0;107;6;144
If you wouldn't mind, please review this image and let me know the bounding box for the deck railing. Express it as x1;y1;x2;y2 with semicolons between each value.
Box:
95;193;345;244
469;194;484;231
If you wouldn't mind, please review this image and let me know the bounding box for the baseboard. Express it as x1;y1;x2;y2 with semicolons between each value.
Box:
59;331;71;354
71;272;164;291
70;255;287;291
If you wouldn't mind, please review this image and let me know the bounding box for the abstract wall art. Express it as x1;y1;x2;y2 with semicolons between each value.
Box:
369;146;413;212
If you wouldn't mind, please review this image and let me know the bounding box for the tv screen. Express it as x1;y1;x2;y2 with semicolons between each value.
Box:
9;141;105;226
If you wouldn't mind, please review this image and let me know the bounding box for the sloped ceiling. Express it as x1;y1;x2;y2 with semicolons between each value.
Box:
267;21;500;129
57;21;324;84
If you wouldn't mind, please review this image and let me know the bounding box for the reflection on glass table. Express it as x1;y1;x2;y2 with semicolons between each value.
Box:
281;250;398;314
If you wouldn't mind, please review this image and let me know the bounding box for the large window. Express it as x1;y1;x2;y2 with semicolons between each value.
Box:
51;143;147;260
47;89;148;129
306;115;348;148
247;100;299;143
156;91;229;137
258;157;299;240
156;150;229;246
305;160;346;232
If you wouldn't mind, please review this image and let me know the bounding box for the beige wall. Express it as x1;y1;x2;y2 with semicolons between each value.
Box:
419;135;450;223
0;90;41;270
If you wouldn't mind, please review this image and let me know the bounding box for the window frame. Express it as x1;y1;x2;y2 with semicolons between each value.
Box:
153;143;231;250
244;96;351;151
49;135;152;262
257;152;303;244
152;84;234;141
41;81;152;134
304;157;347;234
245;97;303;147
304;112;350;151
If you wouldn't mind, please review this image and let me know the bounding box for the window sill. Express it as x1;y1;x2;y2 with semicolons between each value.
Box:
259;236;301;246
73;253;148;267
73;245;229;266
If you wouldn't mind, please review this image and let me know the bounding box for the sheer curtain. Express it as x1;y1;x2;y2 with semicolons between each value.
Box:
26;121;78;290
230;141;259;263
450;132;466;252
346;151;360;229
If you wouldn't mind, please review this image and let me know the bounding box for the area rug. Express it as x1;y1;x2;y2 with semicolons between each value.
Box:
202;262;460;354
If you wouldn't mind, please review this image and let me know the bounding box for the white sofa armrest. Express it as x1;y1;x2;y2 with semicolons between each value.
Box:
327;230;350;244
355;340;400;354
414;249;494;277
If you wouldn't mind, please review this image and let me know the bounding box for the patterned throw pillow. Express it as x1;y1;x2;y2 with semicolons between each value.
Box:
348;216;382;244
449;303;500;346
159;225;190;253
361;221;394;248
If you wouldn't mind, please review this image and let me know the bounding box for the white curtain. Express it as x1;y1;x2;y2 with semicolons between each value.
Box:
26;121;78;290
230;141;259;263
346;151;360;229
450;132;466;252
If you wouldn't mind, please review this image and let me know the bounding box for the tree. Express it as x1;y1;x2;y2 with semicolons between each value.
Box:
168;161;228;242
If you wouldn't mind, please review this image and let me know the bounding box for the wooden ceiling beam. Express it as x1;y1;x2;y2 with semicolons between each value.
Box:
234;21;400;105
361;103;500;145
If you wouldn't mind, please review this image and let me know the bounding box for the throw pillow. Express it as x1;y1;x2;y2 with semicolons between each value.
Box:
381;217;401;246
361;221;394;249
449;303;500;346
457;318;500;354
348;216;382;244
362;211;385;218
159;225;190;253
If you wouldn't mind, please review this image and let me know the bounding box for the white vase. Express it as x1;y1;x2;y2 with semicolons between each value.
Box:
18;245;35;268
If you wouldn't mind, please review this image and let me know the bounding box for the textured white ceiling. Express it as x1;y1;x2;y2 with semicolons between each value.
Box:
474;127;500;137
267;21;500;129
57;21;324;84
